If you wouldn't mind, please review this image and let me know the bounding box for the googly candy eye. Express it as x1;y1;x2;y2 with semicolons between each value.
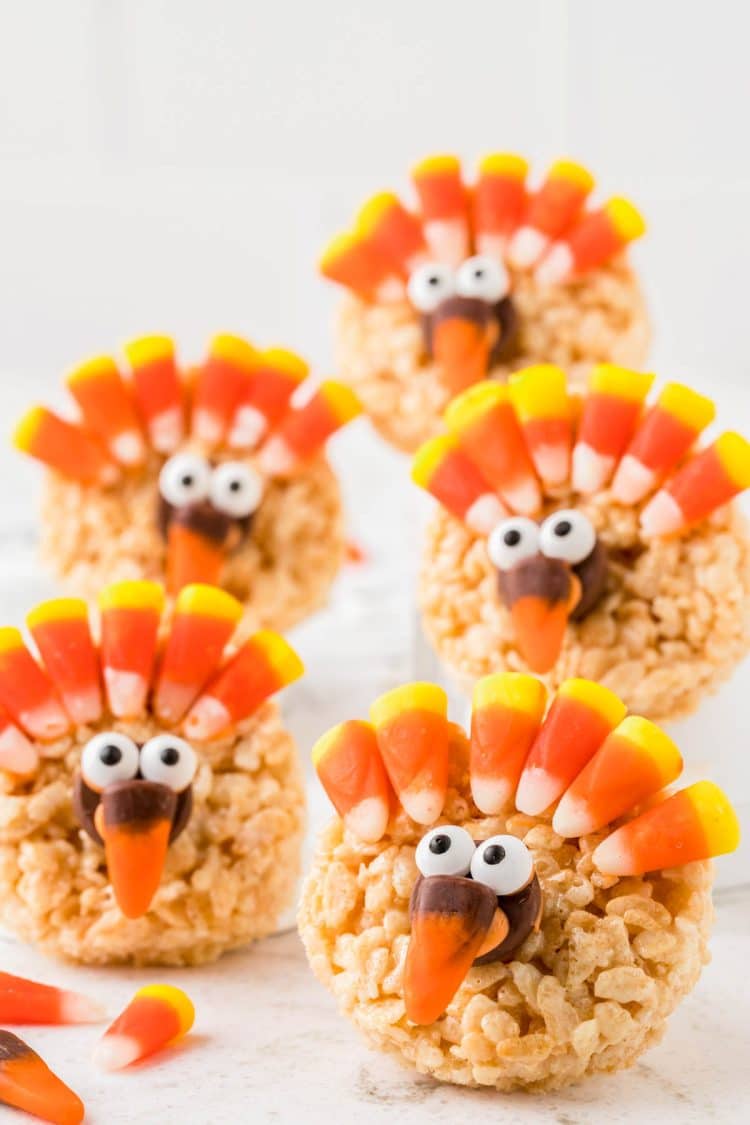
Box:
487;517;540;571
81;732;140;792
539;509;596;565
139;734;197;792
158;452;212;507
209;461;264;519
415;824;475;878
406;262;456;313
455;255;509;303
470;834;534;895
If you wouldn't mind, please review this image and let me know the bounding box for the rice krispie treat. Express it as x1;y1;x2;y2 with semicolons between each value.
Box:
300;676;740;1091
412;364;750;721
14;334;362;631
321;154;649;451
0;581;305;965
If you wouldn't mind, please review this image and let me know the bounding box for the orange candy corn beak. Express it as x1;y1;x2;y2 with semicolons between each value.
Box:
404;876;499;1025
431;315;493;395
96;781;177;919
166;523;227;596
0;1030;84;1125
507;569;582;674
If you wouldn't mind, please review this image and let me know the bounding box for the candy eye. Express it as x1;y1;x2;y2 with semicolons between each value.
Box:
81;732;140;792
487;517;540;571
455;255;509;303
139;734;197;792
470;834;534;896
159;453;212;507
415;824;475;878
539;509;596;565
407;263;456;313
209;461;264;519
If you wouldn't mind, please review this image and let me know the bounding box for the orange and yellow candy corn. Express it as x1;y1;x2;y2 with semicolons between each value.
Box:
593;781;740;875
27;598;102;726
0;630;70;742
536;197;646;286
0;705;37;776
509;160;594;269
259;381;361;476
412;154;470;264
192;334;257;446
13;406;117;485
227;347;308;449
640;432;750;537
0;1031;84;1125
370;682;449;825
183;630;303;740
319;230;399;303
98;581;165;718
516;679;627;816
509;365;573;486
611;383;716;505
0;972;104;1025
313;720;393;843
552;715;682;837
572;365;654;494
445;383;541;515
125;335;185;453
412;434;508;535
470;673;547;815
357;192;427;276
66;355;146;467
93;984;194;1071
473;153;529;259
154;585;242;723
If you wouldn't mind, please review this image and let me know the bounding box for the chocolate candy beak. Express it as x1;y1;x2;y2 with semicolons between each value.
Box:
94;780;177;919
501;558;582;674
404;875;500;1025
431;315;495;395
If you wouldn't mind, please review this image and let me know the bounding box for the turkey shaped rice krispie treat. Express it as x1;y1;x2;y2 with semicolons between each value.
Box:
321;153;650;451
300;676;740;1091
13;334;362;631
0;580;305;965
412;364;750;721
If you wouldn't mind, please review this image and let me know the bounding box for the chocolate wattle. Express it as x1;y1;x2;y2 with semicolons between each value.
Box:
421;294;519;368
73;772;193;846
571;539;608;620
473;874;543;964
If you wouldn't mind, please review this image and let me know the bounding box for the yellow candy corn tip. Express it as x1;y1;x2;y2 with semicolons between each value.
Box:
311;719;374;768
412;154;461;178
411;434;459;488
589;364;655;402
251;630;305;685
27;597;88;629
473;672;547;718
444;382;508;432
685;780;741;856
509;365;570;419
0;627;26;655
260;347;309;383
134;984;195;1038
657;383;715;432
12;406;48;451
557;678;627;727
548;159;595;191
319;381;363;424
66;355;120;386
319;229;363;271
124;335;175;367
605;197;647;241
174;584;243;623
370;682;447;727
97;581;166;614
715;432;750;489
210;334;259;369
356;192;402;234
478;153;529;179
613;715;683;778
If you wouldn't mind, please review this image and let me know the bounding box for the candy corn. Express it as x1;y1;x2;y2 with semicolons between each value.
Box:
0;971;104;1025
572;366;655;494
445;383;541;514
98;581;165;718
166;522;226;596
470;673;547;814
313;720;393;842
356;192;427;275
98;780;176;918
13;406;117;485
0;630;70;742
258;381;362;476
370;682;449;824
183;630;304;740
500;557;581;674
27;598;102;726
227;347;308;449
66;355;146;466
412;434;508;535
125;334;185;453
535;197;646;286
508;160;594;269
192;334;258;446
552;715;683;837
93;984;194;1071
509;365;573;485
319;230;401;302
154;584;242;723
593;780;740;875
0;1030;84;1125
516;679;627;816
473;153;529;259
611;383;716;505
640;432;750;537
0;706;37;775
412;154;470;264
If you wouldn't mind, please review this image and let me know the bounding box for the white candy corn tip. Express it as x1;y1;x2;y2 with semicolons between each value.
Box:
149;407;184;454
64;686;103;727
111;430;146;466
466;494;508;536
192;409;224;446
423;219;468;267
531;444;569;487
591;832;632;876
61;991;107;1024
507;226;548;270
155;682;200;725
104;669;147;719
500;477;542;517
183;696;232;741
515;767;561;817
228;405;268;450
0;730;38;775
639;491;684;537
611;455;657;506
345;796;389;843
551;794;597;838
24;700;70;741
93;1033;141;1072
534;243;573;287
475;232;507;261
374;276;408;303
572;443;615;495
401;787;444;826
258;436;297;478
471;776;513;817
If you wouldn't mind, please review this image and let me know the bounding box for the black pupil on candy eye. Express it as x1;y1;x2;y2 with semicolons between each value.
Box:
100;745;122;766
181;474;194;488
504;529;522;547
229;480;242;492
483;844;506;865
554;520;572;537
428;274;441;287
429;834;451;855
160;746;180;766
473;268;485;279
